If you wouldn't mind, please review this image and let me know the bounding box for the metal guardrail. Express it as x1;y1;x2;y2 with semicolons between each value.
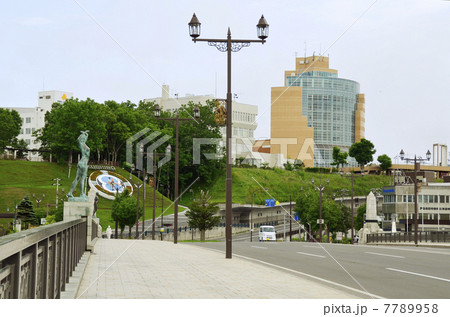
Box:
367;231;450;243
0;218;88;299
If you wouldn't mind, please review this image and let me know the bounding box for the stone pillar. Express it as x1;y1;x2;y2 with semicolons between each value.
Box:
64;188;99;251
359;192;383;244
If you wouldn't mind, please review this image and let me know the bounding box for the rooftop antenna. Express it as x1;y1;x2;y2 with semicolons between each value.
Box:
304;41;307;59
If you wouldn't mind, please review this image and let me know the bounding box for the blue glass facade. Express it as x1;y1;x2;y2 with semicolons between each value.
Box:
286;71;360;167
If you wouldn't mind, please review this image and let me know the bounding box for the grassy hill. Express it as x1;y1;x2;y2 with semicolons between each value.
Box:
188;167;392;205
0;160;174;231
0;161;392;233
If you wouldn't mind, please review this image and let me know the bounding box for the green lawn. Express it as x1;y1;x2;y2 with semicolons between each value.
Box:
0;160;174;231
0;160;391;234
199;167;391;205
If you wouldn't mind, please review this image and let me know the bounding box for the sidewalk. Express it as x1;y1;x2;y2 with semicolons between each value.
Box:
76;239;363;299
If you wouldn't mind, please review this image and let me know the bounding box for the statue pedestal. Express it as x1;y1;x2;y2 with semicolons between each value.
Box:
64;189;100;251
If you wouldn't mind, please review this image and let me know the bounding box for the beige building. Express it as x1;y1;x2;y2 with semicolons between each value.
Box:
266;55;365;167
145;85;258;161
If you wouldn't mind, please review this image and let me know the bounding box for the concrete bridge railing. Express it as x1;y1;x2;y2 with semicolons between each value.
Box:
0;217;98;299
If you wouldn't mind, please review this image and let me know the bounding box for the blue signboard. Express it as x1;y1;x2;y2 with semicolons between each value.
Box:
265;199;275;207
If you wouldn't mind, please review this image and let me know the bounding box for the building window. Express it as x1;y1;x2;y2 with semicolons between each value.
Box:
25;139;30;145
26;117;31;123
26;128;31;134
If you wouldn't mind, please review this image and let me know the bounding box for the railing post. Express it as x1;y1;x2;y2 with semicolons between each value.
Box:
4;252;21;298
42;238;49;299
31;243;37;299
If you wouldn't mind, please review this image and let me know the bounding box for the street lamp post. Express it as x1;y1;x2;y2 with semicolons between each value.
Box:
189;13;269;259
150;145;171;240
340;170;366;244
312;178;328;242
33;193;45;208
134;182;143;239
399;149;431;245
250;187;269;242
154;104;200;244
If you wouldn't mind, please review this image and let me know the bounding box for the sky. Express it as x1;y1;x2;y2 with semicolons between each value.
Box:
2;0;450;164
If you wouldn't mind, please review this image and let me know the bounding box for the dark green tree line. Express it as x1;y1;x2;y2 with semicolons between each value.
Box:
0;108;22;152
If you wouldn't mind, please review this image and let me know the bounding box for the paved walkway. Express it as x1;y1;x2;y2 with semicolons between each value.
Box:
76;239;362;299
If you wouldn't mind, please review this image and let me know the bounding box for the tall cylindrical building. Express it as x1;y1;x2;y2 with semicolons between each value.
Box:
270;56;365;167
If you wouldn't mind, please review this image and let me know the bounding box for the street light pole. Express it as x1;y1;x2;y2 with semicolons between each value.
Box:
154;105;199;244
289;194;292;242
189;13;269;259
340;171;364;244
249;187;269;242
312;179;328;242
134;183;143;239
399;149;431;246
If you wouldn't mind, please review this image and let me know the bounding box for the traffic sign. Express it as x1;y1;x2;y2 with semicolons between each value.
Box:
265;199;275;207
317;219;324;224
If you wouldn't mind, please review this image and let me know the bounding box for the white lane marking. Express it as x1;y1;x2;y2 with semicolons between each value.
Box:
301;245;322;248
386;268;450;283
233;252;384;298
296;252;326;258
251;246;267;249
200;246;384;299
365;252;405;259
331;243;450;256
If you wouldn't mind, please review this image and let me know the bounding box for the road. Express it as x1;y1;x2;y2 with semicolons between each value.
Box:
192;241;450;298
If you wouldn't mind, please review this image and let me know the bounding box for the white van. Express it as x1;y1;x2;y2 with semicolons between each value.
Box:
259;225;276;241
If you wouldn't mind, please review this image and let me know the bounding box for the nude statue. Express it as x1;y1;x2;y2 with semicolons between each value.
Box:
67;130;90;201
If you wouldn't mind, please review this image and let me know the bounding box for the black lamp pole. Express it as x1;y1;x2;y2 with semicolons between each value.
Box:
189;13;269;259
399;149;431;246
312;178;328;242
154;104;200;244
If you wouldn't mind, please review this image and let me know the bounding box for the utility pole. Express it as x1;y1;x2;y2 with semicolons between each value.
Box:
53;178;61;206
142;170;146;240
134;183;143;239
289;195;292;242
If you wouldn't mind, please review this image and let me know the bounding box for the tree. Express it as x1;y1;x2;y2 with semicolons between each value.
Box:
36;98;107;162
164;100;226;188
355;203;366;231
112;189;139;238
349;139;376;171
331;146;348;170
337;204;352;239
186;190;221;241
103;100;141;163
17;196;37;228
10;138;28;159
0;108;22;152
377;154;392;173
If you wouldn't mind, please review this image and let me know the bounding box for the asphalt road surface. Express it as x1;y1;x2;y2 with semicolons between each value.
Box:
192;241;450;299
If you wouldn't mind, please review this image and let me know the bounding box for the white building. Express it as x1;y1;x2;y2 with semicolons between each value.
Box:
145;85;258;161
382;181;450;232
3;90;73;161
